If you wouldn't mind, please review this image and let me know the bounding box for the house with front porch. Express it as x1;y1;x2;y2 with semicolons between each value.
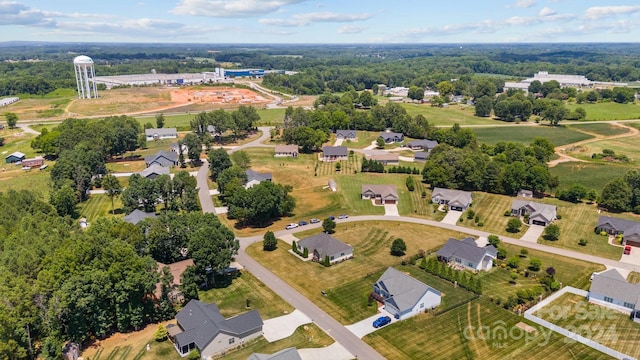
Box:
431;187;472;211
406;139;438;151
436;237;497;272
361;184;399;205
595;216;640;247
296;233;353;264
145;128;177;141
322;146;348;162
510;200;557;226
336;130;357;140
274;145;299;158
380;132;404;143
372;267;441;320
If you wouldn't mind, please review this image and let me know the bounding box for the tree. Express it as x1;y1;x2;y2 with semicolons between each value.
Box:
183;133;202;164
544;224;560;240
390;238;407;256
488;235;500;248
50;184;78;217
541;102;569;126
231;150;251;170
528;80;542;94
546;266;556;276
263;231;277;251
217;166;247;195
208;148;232;181
407;86;425;102
155;113;165;128
359;90;377;107
376;137;385;149
323;217;336;234
405;176;415;191
529;258;542;271
474;96;492;117
437;81;454;100
154;325;168;342
102;174;122;215
5;112;17;128
506;218;522;233
507;256;520;269
600;177;632;212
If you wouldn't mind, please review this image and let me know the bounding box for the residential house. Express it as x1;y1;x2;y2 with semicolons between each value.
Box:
296;233;353;264
145;128;177;141
248;348;302;360
414;151;429;162
361;184;399;205
274;145;299;158
5;151;25;164
595;216;640;247
155;258;194;302
436;237;497;272
517;189;534;199
336;130;357;140
245;169;272;189
207;125;220;137
431;187;472;211
139;164;170;179
406;139;438;151
588;269;640;317
367;153;399;165
21;157;44;168
372;267;441;320
511;200;557;226
169;300;263;358
123;209;157;225
380;132;404;143
144;150;178;167
170;142;188;154
322;146;348;162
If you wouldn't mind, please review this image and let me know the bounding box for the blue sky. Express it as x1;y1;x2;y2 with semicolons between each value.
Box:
2;0;640;43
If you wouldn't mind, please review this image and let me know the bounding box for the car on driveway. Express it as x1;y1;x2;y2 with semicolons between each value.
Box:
298;220;309;226
310;218;320;224
624;245;632;255
285;223;299;230
338;214;349;219
328;216;335;220
372;316;392;328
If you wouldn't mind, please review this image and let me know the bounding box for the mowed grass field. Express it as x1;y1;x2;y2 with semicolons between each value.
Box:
567;132;640;165
568;122;632;136
364;299;610;360
462;192;514;237
246;221;467;324
535;293;640;357
399;102;498;126
136;108;286;129
473;125;593;146
566;101;640;121
550;162;630;192
79;194;124;222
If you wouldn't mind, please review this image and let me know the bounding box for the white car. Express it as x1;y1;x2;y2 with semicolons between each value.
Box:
285;223;299;230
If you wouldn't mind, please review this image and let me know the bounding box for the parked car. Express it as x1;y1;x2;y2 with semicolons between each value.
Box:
310;218;320;224
298;220;309;226
338;214;349;219
285;223;299;230
373;316;392;328
624;245;632;255
328;216;335;221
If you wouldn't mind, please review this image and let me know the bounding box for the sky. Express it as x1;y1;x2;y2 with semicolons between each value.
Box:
2;0;640;43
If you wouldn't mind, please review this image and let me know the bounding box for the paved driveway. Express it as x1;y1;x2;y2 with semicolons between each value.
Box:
345;307;397;338
384;204;399;216
521;225;545;243
299;342;353;360
263;309;312;342
620;246;640;265
278;234;299;246
441;210;463;225
334;138;344;146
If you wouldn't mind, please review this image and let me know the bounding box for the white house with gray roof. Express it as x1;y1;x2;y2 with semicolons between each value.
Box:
321;146;348;162
406;139;438;151
296;233;353;264
145;127;177;141
169;300;263;358
362;184;399;205
511;200;557;226
248;348;302;360
431;187;472;211
588;269;640;318
144;150;178;167
379;132;404;143
436;237;497;272
373;267;441;320
595;216;640;247
336;130;357;140
245;169;272;189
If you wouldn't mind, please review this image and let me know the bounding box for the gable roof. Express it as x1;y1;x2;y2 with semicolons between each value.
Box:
248;348;301;360
414;151;429;160
374;267;440;313
590;269;640;306
297;233;352;258
322;146;348;157
406;139;438;149
246;169;272;183
144;150;178;165
175;300;263;351
144;128;177;136
511;200;557;223
368;153;399;162
139;163;170;178
5;151;26;160
361;184;399;200
157;258;194;287
274;144;299;154
437;237;497;265
380;132;404;141
123;209;157;225
336;130;357;138
431;187;472;207
596;215;640;233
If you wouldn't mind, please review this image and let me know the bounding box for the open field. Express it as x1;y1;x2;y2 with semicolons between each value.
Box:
463;192;515;237
247;222;467;324
568;122;632;136
566;131;640;165
399;102;498;126
473;125;593;146
566;102;640;121
1;89;75;120
364;298;610;360
535;293;640;357
0;166;51;197
79;194;124;222
550;162;630;192
136;108;285;130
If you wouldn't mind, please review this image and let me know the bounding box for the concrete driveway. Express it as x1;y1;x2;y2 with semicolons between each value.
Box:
334;138;344;146
384;204;400;216
278;234;299;246
299;342;353;360
620;246;640;265
262;310;312;342
521;224;545;243
441;210;463;225
345;307;397;338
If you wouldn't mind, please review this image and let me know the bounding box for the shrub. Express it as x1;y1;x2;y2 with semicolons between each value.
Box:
466;210;475;219
497;247;507;259
477;222;484;227
599;230;607;236
292;240;297;253
509;272;518;283
544;224;560;241
488;235;500;247
520;248;528;258
303;247;309;258
529;258;542;271
504;210;511;216
507;256;520;269
506;218;522;233
390;238;407;256
474;215;480;223
546;267;556;276
406;176;415;191
263;231;277;251
578;238;588;246
421;190;427;198
155;325;168;342
556;214;562;220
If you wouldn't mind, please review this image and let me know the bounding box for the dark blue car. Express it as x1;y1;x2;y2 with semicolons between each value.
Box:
372;316;392;328
298;220;309;226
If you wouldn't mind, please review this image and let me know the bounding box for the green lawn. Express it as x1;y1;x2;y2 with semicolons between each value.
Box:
364;299;610;360
473;125;593;146
399;102;498;126
535;293;640;356
550;162;630;192
566;101;640;121
463;192;514;237
79;194;124;222
568;122;632;136
135;108;285;128
566;132;640;165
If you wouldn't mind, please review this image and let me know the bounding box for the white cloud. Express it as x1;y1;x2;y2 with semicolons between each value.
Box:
260;11;372;27
508;0;537;8
539;7;556;17
338;25;366;34
0;1;55;26
172;0;308;18
584;6;640;20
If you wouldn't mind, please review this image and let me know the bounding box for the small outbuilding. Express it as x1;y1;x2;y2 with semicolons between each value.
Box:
5;151;25;164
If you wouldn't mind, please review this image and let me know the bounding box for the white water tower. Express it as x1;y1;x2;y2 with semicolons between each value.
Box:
73;55;98;99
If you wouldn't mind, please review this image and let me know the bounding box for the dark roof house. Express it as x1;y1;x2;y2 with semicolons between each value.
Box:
144;150;178;167
171;300;263;358
373;267;441;320
414;151;430;162
245;169;273;189
322;146;348;161
596;216;640;247
124;209;157;225
296;233;353;264
5;151;25;164
336;130;357;140
437;237;497;271
139;164;170;179
406;139;438;151
431;187;472;211
511;200;557;226
380;132;404;143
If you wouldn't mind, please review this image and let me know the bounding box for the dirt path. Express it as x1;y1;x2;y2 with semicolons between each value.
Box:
547;122;639;167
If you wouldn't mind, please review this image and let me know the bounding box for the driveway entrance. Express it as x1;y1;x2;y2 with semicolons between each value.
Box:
521;224;545;243
441;210;463;225
345;307;398;338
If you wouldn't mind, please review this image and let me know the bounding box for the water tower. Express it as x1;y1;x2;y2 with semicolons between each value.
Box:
73;55;98;99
